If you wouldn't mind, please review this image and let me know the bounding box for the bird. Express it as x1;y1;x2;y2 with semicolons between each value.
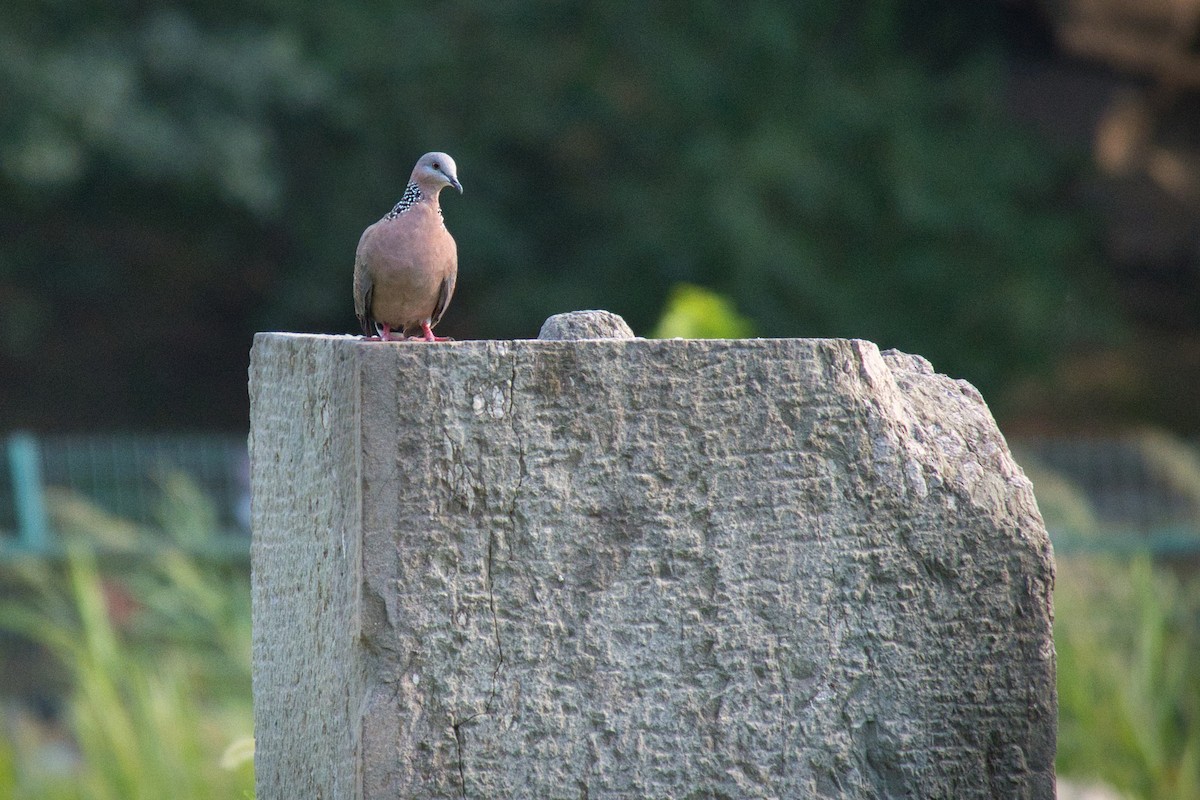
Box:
354;152;463;342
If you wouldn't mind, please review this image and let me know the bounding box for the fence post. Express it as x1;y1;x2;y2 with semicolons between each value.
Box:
249;319;1056;799
8;432;50;553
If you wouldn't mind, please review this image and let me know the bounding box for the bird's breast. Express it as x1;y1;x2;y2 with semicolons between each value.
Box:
358;204;457;327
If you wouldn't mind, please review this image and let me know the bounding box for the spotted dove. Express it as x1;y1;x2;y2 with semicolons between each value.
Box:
354;152;463;342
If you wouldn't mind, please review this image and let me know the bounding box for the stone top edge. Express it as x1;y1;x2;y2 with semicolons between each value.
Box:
250;333;945;385
254;332;877;346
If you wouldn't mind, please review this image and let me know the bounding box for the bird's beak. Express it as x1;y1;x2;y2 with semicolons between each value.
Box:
449;177;463;194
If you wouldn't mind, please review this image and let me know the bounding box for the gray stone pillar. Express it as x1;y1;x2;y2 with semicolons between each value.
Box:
249;326;1055;799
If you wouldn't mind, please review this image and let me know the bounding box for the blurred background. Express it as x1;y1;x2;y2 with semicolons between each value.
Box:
1;1;1198;797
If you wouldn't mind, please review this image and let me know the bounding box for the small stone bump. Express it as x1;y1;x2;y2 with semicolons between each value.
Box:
537;310;636;340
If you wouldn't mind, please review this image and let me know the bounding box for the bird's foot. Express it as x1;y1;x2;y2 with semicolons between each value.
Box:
418;322;452;342
361;324;450;342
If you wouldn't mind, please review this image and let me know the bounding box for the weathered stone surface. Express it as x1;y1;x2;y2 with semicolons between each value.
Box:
537;309;636;340
249;332;1055;800
249;334;366;798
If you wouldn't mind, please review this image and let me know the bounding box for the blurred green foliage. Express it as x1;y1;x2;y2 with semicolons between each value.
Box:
1056;556;1200;800
651;283;756;339
0;1;1114;427
1010;430;1200;797
0;481;253;799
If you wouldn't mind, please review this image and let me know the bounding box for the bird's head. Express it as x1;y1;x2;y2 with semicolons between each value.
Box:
413;152;463;195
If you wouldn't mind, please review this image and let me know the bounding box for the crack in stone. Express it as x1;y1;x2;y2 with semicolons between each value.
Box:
451;354;525;797
451;720;467;799
484;533;504;716
486;353;525;703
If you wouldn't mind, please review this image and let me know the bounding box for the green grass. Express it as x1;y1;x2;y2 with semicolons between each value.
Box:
0;475;253;800
4;467;1200;799
1055;554;1200;800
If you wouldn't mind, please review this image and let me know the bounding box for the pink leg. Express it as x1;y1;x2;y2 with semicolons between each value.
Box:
360;323;395;342
419;321;451;342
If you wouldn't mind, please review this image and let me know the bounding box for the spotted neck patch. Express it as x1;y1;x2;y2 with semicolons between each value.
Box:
385;181;422;219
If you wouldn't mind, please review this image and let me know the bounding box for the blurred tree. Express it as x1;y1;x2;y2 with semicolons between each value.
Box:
0;1;1115;428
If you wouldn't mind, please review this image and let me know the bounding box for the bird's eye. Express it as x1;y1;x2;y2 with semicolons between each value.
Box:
432;162;441;171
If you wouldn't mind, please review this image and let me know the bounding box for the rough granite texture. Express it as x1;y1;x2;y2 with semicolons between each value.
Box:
249;331;1056;800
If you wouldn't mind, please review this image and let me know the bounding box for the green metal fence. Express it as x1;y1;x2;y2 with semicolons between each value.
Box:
1012;433;1200;556
1;431;1198;561
1;432;249;560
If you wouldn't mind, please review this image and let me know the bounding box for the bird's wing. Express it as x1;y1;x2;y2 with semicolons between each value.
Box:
353;228;375;333
431;270;456;328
